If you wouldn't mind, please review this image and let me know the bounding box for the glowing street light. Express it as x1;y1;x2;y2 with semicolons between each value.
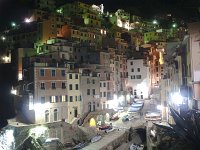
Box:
24;18;31;23
172;23;177;28
1;36;6;41
171;92;183;105
11;22;16;27
153;20;158;25
2;56;10;63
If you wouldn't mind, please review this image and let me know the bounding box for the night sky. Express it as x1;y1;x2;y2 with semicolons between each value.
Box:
0;0;199;30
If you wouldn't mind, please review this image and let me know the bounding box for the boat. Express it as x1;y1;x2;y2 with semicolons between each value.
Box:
130;144;144;150
91;135;102;143
99;124;110;130
73;142;86;150
105;128;115;133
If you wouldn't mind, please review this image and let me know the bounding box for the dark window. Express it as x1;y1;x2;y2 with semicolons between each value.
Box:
75;74;78;79
70;96;73;102
87;89;90;95
130;62;133;65
103;83;106;87
40;69;45;76
69;74;72;79
54;109;58;121
92;79;95;84
41;97;45;104
92;89;95;95
65;95;68;102
131;68;134;72
75;84;79;90
51;69;56;76
104;92;106;97
52;82;56;89
100;92;102;97
62;82;66;89
100;83;102;87
69;84;72;90
136;75;141;79
40;82;45;89
61;70;65;77
137;68;140;72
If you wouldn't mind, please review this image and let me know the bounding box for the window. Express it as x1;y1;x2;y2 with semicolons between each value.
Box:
40;82;45;90
137;68;140;72
40;69;45;76
75;74;78;79
52;82;56;89
61;95;66;102
92;79;95;84
45;110;49;122
92;89;95;95
51;69;56;76
104;92;106;97
87;89;90;95
69;84;72;90
69;74;72;79
131;68;134;72
131;75;135;79
41;97;45;104
75;84;79;90
136;75;142;79
130;62;133;65
54;109;58;121
55;96;59;102
50;96;56;103
69;96;73;102
97;103;99;107
87;78;90;84
100;92;102;97
62;82;66;89
100;83;102;87
103;83;106;87
61;70;65;77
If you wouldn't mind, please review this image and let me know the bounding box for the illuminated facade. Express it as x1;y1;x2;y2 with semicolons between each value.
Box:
127;58;150;99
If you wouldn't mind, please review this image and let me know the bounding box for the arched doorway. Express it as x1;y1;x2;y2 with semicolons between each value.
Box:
89;118;96;127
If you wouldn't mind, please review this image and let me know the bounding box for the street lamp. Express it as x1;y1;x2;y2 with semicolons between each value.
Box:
11;22;16;27
172;23;177;28
24;18;31;23
153;20;158;25
1;36;6;41
171;92;183;105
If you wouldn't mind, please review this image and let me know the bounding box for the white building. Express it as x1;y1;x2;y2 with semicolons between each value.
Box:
127;58;150;99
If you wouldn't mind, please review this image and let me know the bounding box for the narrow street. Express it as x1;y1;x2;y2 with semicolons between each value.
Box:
83;99;156;150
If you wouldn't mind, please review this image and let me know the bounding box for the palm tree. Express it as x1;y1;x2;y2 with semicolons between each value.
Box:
154;107;200;150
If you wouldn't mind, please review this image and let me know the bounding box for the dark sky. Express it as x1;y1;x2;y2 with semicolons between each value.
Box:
0;0;199;30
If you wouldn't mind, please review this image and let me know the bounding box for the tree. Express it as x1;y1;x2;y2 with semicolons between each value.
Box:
154;107;200;150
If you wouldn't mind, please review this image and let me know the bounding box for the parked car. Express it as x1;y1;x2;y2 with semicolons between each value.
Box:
43;138;64;150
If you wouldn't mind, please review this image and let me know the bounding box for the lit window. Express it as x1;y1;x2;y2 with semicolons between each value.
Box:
61;95;66;102
50;96;56;103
